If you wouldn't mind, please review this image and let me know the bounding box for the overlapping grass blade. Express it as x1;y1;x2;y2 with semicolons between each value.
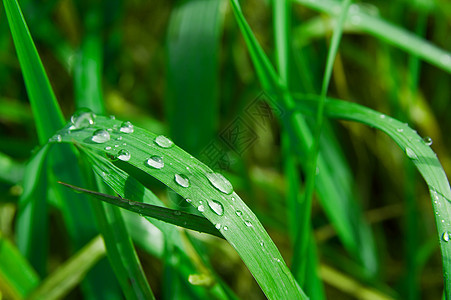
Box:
0;233;39;300
54;115;307;299
59;182;223;239
166;0;223;155
27;235;105;300
295;96;451;297
294;0;451;74
230;0;377;276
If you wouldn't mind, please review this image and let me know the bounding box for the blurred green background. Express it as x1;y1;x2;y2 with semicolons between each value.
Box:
1;0;451;298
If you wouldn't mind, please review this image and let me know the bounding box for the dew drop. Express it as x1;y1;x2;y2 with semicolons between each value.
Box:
396;128;404;133
50;134;62;143
405;147;417;160
215;224;221;230
70;109;95;130
186;198;192;203
117;149;131;161
117;136;123;141
109;115;116;120
146;156;164;169
119;121;134;133
198;205;205;212
422;136;433;146
244;220;253;227
92;129;110;143
105;146;112;150
175;174;190;188
155;135;174;148
206;172;233;194
260;241;264;247
223;226;228;231
443;231;450;242
231;197;236;201
114;144;119;148
379;114;386;119
236;210;243;217
208;200;224;216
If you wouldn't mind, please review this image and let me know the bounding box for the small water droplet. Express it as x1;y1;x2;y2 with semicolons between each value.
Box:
186;198;192;203
231;197;236;201
443;231;450;242
107;128;113;132
175;174;190;188
380;114;386;119
260;241;264;247
70;109;95;130
215;224;221;230
396;128;404;133
118;149;131;161
114;144;119;148
119;121;134;133
122;143;127;146
198;205;205;212
155;135;174;148
50;134;62;143
442;219;445;223
206;172;233;194
146;156;164;169
109;115;116;120
223;226;228;231
208;200;224;216
405;147;417;160
236;210;242;217
422;136;433;146
244;220;253;227
92;129;110;143
117;136;123;141
105;146;112;150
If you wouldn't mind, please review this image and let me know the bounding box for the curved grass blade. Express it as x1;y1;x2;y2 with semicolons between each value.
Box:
59;182;224;239
55;116;307;300
0;233;40;300
27;235;105;300
294;96;451;297
294;0;451;74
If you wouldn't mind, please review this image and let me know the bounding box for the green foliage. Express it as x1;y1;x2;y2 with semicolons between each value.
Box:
1;0;450;299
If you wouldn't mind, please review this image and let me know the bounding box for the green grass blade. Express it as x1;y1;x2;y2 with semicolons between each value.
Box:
3;0;65;144
59;181;224;239
0;152;25;184
295;0;351;283
54;116;307;299
294;0;451;74
15;143;51;277
0;233;40;300
27;235;105;300
295;96;451;297
230;0;377;276
166;0;223;155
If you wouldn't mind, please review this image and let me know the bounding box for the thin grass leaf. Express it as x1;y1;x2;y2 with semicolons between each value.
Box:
230;0;377;276
294;95;451;297
0;152;25;185
59;181;224;239
294;0;451;74
3;0;65;144
54;115;307;300
27;235;105;300
15;143;51;277
0;233;40;300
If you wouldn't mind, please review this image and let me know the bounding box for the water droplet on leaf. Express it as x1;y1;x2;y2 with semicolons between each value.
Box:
244;220;253;227
119;121;134;133
146;156;164;169
70;109;95;130
155;135;174;148
215;224;221;230
208;200;224;216
118;149;131;161
92;129;110;143
443;231;450;242
206;172;233;194
405;147;417;160
422;136;433;146
105;146;112;150
198;205;205;212
236;210;242;217
223;226;228;231
175;174;190;188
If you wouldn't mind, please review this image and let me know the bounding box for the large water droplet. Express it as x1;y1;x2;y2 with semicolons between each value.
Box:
443;231;450;242
405;147;417;160
155;135;174;148
422;136;433;146
175;174;190;188
70;109;95;130
120;121;134;133
92;129;110;143
146;156;164;169
206;172;233;194
118;149;131;161
208;200;224;216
